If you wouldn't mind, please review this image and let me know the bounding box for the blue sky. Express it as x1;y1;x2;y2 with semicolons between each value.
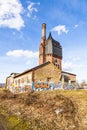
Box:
0;0;87;83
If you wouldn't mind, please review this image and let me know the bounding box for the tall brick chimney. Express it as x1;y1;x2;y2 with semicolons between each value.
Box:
39;23;46;65
42;23;46;42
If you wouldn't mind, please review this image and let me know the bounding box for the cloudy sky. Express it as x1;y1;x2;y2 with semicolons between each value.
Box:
0;0;87;83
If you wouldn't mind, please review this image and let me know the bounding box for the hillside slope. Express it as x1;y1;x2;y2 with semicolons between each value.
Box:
0;89;87;130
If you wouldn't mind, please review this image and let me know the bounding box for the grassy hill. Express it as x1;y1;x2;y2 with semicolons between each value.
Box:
0;89;87;130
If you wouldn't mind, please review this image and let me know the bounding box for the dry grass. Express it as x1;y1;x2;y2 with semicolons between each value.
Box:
0;90;87;130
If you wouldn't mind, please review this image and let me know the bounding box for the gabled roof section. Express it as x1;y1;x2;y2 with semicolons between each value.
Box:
47;32;62;48
14;61;50;78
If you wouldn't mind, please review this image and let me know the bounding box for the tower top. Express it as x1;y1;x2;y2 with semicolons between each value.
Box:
48;32;52;39
42;23;46;27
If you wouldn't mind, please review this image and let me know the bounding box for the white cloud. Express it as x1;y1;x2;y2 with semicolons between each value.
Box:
62;59;87;83
27;1;40;18
62;56;81;71
6;50;39;58
0;54;39;82
67;56;80;62
63;61;73;71
62;60;84;72
0;0;24;30
74;24;78;28
51;25;69;35
26;58;38;65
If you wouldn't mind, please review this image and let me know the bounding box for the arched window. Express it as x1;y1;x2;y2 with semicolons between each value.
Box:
54;59;60;69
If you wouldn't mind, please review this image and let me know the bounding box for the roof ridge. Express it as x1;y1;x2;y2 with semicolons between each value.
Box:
14;61;50;78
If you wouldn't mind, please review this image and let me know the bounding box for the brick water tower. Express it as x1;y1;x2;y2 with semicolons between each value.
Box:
39;23;62;70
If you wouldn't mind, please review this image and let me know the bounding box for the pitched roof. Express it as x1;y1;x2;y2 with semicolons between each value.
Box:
14;61;50;78
62;71;76;76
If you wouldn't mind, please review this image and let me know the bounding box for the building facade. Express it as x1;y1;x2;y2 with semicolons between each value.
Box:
6;23;76;92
